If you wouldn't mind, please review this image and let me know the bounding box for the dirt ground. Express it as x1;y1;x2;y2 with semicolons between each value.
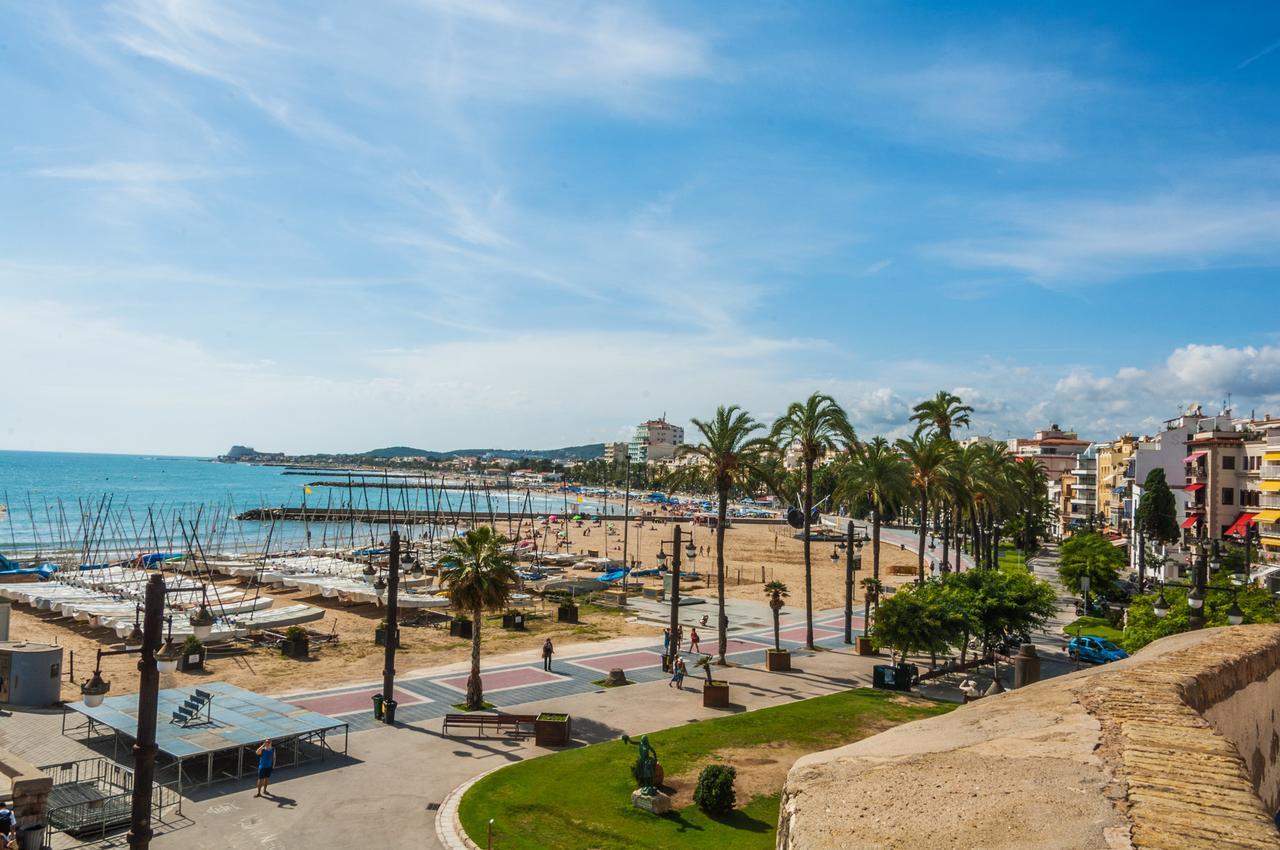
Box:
5;520;921;700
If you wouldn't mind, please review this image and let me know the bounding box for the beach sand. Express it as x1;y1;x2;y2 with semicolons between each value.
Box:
7;519;923;700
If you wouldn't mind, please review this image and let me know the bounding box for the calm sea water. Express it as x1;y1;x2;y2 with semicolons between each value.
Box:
0;450;612;558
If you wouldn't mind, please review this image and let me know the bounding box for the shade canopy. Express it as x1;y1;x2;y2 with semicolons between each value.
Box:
1254;509;1280;524
1261;481;1280;492
1224;512;1257;538
1184;451;1208;463
1184;482;1205;493
1181;516;1201;529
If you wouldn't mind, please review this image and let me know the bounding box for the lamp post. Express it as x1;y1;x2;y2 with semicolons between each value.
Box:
843;522;866;644
621;456;631;603
381;530;401;724
658;525;686;672
1188;540;1208;630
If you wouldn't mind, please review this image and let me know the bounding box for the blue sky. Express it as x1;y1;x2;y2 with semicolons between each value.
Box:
3;1;1280;455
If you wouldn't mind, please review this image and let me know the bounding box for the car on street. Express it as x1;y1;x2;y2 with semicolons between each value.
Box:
1067;635;1129;664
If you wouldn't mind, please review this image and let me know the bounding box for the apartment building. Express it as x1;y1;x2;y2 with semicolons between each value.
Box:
602;442;629;465
1008;425;1090;483
1064;444;1099;532
1096;435;1138;531
628;417;685;464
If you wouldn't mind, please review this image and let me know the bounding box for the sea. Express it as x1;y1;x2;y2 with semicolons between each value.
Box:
0;450;617;559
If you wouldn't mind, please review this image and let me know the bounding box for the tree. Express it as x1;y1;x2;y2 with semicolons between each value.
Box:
678;405;776;664
869;584;946;664
437;526;519;710
949;568;1058;654
910;390;974;440
764;580;789;651
1124;570;1278;652
771;393;856;649
897;434;952;583
1135;468;1179;545
1058;532;1124;611
838;436;910;594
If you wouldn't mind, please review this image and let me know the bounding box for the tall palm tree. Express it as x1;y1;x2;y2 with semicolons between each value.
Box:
910;390;974;440
437;526;519;710
771;393;855;649
838;436;910;595
677;405;776;664
897;434;952;583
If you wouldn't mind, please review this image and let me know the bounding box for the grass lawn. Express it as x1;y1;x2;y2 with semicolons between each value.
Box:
458;688;953;850
1063;616;1124;643
997;544;1031;575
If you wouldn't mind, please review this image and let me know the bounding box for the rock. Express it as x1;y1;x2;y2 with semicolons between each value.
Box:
631;788;672;815
606;667;630;686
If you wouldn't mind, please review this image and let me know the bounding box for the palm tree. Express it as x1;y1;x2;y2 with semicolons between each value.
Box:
437;526;519;710
771;393;855;649
838;436;910;595
910;390;974;440
677;405;775;664
764;580;789;651
897;434;952;583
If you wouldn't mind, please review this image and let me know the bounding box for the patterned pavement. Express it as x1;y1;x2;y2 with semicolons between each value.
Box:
284;610;865;732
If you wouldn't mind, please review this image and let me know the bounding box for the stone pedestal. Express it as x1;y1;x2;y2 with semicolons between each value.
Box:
605;667;630;686
703;681;730;708
1013;644;1041;689
766;649;791;671
631;788;672;815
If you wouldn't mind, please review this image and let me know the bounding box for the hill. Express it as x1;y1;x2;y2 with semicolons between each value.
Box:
360;444;605;461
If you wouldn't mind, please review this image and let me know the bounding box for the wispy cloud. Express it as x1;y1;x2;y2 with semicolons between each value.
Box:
1237;37;1280;71
33;161;222;182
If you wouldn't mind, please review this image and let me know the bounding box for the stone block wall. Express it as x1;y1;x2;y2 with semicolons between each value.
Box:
0;747;52;831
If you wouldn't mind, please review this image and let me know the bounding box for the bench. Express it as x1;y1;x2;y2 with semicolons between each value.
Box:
442;713;537;737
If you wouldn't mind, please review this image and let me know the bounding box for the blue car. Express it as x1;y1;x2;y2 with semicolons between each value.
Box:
1068;635;1129;664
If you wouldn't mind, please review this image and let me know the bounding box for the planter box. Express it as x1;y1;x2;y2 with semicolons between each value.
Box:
702;681;730;708
281;637;309;659
502;612;527;630
765;649;791;671
534;712;571;747
556;605;579;624
855;636;878;656
450;619;473;639
177;647;207;672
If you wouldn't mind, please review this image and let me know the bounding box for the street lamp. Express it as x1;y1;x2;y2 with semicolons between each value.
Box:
1227;599;1245;626
1152;590;1170;619
844;523;868;645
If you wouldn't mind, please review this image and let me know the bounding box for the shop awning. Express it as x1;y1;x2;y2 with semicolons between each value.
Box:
1254;509;1280;524
1184;451;1208;463
1261;481;1280;492
1184;482;1205;492
1225;512;1257;538
1181;515;1201;529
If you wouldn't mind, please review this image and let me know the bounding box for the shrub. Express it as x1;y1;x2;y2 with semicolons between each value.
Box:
284;625;307;641
692;764;736;815
181;634;203;654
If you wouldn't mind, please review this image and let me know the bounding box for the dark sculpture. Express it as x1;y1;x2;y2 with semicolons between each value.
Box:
621;734;659;794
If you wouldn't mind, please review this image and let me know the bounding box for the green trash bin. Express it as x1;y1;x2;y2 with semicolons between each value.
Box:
372;693;385;720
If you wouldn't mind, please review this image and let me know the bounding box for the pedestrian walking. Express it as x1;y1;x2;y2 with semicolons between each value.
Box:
542;638;554;672
254;739;275;797
674;624;684;653
663;628;670;654
689;627;701;654
668;657;687;690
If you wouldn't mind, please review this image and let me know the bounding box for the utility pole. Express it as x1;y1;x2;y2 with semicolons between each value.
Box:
844;520;856;644
127;574;164;850
621;457;631;602
382;530;401;723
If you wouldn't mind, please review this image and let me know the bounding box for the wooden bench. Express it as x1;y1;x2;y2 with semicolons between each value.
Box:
442;713;537;737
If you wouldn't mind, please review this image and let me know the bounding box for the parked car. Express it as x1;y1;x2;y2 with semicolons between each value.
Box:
1067;635;1129;664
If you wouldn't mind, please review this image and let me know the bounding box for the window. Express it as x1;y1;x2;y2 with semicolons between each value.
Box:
1223;487;1234;505
1223;455;1236;470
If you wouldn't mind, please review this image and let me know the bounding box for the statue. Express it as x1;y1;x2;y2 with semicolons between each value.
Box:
621;734;659;794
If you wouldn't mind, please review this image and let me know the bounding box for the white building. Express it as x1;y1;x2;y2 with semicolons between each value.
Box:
629;417;684;464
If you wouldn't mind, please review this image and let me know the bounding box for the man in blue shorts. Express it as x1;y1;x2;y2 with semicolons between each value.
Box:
255;739;275;797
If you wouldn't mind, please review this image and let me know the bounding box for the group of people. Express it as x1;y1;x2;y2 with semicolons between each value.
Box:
663;625;703;690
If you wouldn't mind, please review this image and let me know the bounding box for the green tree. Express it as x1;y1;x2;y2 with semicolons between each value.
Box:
1058;532;1124;610
438;526;519;710
1124;570;1278;652
837;436;910;591
897;434;952;582
869;584;947;663
1135;468;1180;545
949;568;1058;654
909;390;974;440
677;405;776;664
771;393;856;649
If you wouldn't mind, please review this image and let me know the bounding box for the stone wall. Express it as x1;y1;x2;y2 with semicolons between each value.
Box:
779;626;1280;850
0;746;52;832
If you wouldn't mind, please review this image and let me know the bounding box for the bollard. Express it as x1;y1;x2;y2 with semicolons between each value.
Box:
1012;644;1041;689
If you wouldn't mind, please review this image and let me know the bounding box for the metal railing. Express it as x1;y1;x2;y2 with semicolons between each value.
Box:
39;757;182;845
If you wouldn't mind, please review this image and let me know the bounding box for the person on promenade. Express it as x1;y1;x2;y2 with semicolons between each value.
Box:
668;656;687;690
542;638;554;672
255;739;275;797
674;624;684;653
663;628;671;654
0;803;16;849
689;627;701;654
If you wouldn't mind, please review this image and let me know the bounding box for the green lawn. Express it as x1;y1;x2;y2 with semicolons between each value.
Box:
1063;616;1124;643
997;545;1030;575
458;688;953;850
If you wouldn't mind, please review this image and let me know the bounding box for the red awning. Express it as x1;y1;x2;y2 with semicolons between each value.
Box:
1184;451;1208;463
1181;515;1201;529
1225;512;1257;538
1184;482;1205;492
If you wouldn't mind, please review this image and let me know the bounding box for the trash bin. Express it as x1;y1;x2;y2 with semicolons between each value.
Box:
372;693;385;720
872;664;894;690
383;699;397;724
20;824;45;850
